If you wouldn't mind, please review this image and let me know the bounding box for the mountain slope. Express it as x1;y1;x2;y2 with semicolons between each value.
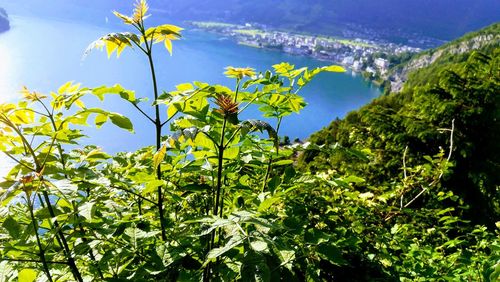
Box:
301;23;500;227
388;22;500;92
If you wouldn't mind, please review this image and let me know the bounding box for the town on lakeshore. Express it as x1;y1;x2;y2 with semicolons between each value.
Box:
189;21;425;84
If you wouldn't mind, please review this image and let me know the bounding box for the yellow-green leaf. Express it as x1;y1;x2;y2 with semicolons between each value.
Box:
18;269;37;282
167;105;178;119
113;11;134;24
94;113;108;128
164;39;173;55
153;143;167;170
132;0;149;23
322;65;345;73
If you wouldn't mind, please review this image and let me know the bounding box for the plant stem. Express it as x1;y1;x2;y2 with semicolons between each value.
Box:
207;116;228;281
262;117;282;192
41;191;84;282
141;25;167;241
26;193;54;282
214;118;227;219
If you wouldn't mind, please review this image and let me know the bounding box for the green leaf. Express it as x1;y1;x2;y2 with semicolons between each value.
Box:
79;202;95;220
206;234;243;261
94;113;108;128
109;113;134;132
224;146;240;160
2;216;22;238
18;269;37;282
305;229;330;245
273;159;293;166
316;244;347;266
143;179;166;195
343;175;365;184
258;196;281;212
92;84;136;102
250;240;268;252
82;108;134;132
240;251;271;282
268;175;281;193
182;184;211;193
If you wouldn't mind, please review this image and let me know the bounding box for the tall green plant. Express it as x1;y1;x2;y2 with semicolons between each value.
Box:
85;0;182;241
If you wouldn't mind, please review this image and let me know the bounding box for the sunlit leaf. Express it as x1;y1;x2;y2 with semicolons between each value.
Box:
18;269;37;282
84;32;140;58
144;24;183;55
132;0;149;23
153;143;167;170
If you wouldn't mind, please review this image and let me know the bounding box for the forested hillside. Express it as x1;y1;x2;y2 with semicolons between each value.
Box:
302;22;499;233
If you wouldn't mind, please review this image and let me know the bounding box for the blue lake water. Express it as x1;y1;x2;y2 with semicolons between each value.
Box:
0;15;380;178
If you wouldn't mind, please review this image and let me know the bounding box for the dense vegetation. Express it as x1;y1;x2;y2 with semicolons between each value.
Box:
301;23;500;280
0;1;498;281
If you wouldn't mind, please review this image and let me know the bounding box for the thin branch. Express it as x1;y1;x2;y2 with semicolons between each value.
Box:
403;185;428;208
3;151;35;171
446;119;455;162
400;146;408;210
131;102;155;124
405;119;455;207
388;119;456;220
224;127;242;149
160;112;177;128
40;133;58;170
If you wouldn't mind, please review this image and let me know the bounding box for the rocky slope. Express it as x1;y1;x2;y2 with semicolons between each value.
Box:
387;22;499;92
0;8;10;33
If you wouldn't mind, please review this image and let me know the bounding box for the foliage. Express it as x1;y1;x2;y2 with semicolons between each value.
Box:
300;31;499;280
0;1;498;281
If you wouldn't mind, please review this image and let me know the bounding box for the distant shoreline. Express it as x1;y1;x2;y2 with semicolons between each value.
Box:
188;21;421;88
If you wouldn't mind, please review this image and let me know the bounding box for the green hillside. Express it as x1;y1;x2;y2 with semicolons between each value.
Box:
302;23;500;227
